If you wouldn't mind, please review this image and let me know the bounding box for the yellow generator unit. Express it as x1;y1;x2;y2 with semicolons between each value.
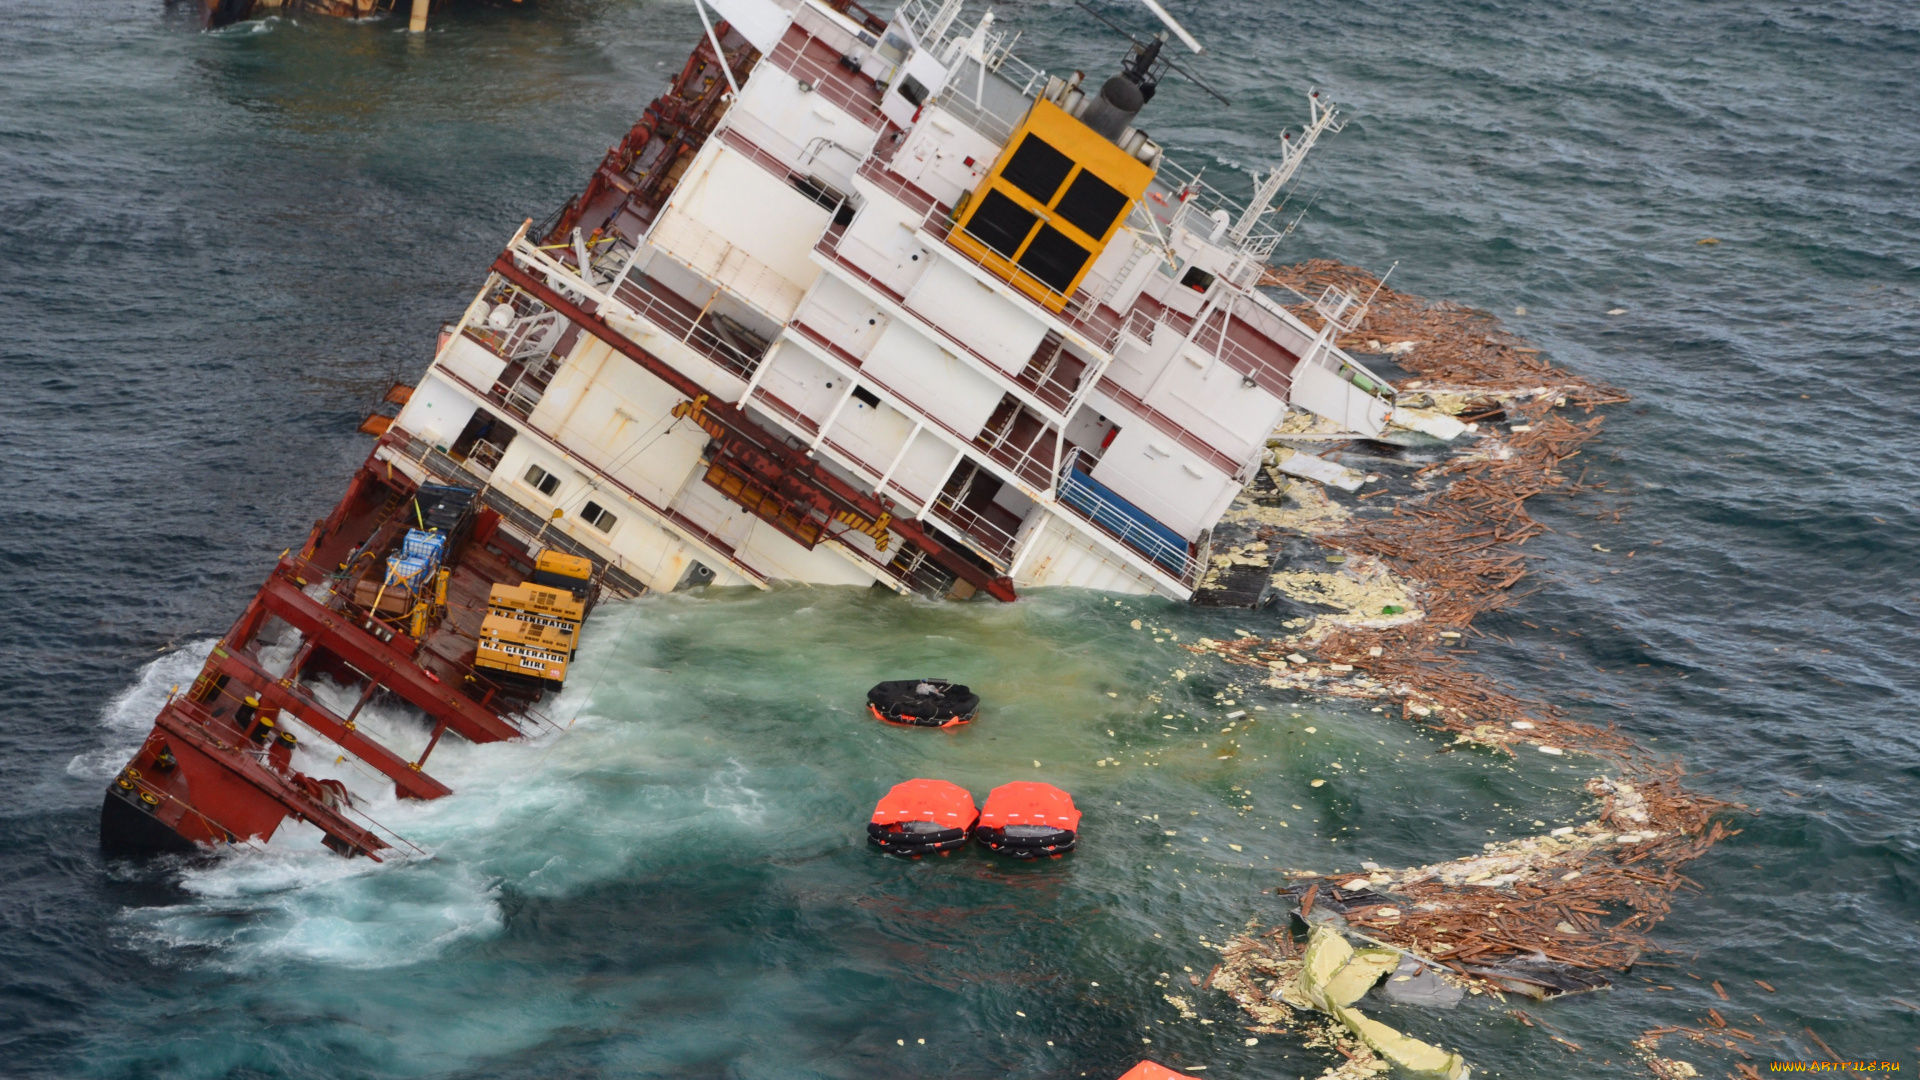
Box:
479;608;577;653
532;550;593;597
474;621;571;685
949;98;1155;312
487;581;585;624
474;581;585;687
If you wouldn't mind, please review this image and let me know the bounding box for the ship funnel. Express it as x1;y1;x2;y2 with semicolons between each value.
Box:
1082;75;1144;139
1082;34;1164;143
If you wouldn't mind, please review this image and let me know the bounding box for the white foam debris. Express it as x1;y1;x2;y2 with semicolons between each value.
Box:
1270;446;1366;491
1390;407;1470;442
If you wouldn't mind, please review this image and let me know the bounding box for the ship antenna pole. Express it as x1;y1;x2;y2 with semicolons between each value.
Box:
1228;90;1342;248
1362;261;1399;309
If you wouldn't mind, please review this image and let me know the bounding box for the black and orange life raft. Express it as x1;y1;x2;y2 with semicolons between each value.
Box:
867;779;979;857
866;679;979;727
976;781;1080;859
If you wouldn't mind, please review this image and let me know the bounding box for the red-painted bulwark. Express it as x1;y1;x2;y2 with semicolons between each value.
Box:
150;701;387;858
209;646;453;801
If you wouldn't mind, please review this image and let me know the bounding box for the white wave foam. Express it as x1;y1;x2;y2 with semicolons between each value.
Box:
702;759;769;825
66;639;215;782
104;592;1088;973
125;841;501;970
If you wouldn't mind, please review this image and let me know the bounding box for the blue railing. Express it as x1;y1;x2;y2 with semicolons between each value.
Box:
1056;450;1199;583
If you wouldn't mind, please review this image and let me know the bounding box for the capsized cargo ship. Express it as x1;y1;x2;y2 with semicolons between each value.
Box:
103;0;1394;858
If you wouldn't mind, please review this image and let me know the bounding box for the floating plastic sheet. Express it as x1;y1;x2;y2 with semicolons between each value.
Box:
1378;953;1465;1009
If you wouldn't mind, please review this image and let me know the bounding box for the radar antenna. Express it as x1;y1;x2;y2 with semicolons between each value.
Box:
1133;0;1204;54
1073;2;1230;104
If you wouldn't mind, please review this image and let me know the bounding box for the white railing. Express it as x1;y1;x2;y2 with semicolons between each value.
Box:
610;273;768;380
973;404;1059;490
1151;157;1252;227
1122;300;1295;399
925;498;1018;565
772;4;889;132
510;231;775;381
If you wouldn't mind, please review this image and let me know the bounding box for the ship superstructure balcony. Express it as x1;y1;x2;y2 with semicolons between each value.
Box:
1054;448;1202;586
763;3;891;136
929;459;1023;565
488;230;781;390
450;287;579;420
605;256;774;382
767;324;1059;501
741;326;1059;572
811;215;1102;429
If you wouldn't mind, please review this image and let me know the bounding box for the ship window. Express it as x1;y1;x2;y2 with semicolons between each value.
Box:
580;501;618;533
1180;265;1216;293
998;134;1074;203
851;386;881;409
1016;225;1091;294
1053;170;1130;239
897;73;928;107
964;189;1039;259
523;464;560;497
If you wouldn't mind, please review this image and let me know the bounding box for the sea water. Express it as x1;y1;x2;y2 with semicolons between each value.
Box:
2;2;1917;1077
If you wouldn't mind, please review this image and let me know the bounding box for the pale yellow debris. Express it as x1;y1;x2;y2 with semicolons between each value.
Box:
1299;927;1470;1079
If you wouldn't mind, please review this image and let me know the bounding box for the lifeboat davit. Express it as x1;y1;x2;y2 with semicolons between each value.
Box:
866;679;980;727
976;781;1081;858
867;779;979;857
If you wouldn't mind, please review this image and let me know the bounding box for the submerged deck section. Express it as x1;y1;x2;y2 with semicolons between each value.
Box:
101;454;600;858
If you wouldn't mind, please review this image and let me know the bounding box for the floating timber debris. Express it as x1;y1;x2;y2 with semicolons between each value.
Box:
1277;775;1737;982
1264;259;1630;408
1188;263;1740;1070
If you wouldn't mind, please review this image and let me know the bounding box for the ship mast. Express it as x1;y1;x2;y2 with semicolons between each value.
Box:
1227;90;1343;250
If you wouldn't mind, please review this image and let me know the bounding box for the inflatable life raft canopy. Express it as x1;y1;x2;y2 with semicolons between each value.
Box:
976;782;1081;858
866;679;980;727
868;779;979;857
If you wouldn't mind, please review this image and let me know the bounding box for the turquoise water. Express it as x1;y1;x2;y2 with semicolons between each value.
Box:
81;589;1579;1078
4;1;1918;1076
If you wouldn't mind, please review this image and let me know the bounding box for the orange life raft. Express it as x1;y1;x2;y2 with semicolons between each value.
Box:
1115;1062;1204;1080
867;779;979;857
976;781;1080;858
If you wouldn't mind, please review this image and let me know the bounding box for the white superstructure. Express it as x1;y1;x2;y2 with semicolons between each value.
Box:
383;0;1393;602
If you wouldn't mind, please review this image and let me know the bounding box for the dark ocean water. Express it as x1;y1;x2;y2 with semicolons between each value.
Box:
2;1;1916;1077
